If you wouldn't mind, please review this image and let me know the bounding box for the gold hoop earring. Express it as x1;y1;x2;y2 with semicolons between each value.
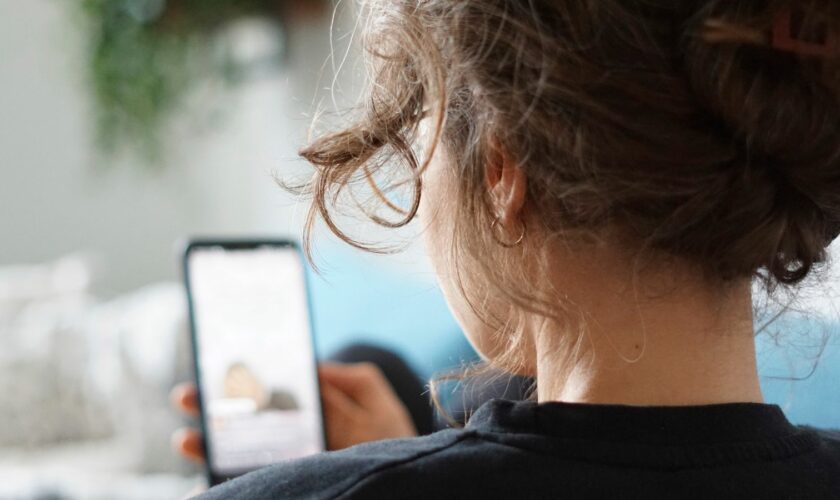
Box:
490;217;526;248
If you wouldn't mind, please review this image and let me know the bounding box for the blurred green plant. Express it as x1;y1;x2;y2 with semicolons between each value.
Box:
81;0;291;163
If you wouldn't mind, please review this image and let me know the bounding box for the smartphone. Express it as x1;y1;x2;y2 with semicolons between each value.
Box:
183;239;326;485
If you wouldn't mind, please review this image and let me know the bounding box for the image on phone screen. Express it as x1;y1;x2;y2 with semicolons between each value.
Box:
185;242;325;480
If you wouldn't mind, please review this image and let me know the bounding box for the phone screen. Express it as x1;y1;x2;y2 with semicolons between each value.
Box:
185;243;325;479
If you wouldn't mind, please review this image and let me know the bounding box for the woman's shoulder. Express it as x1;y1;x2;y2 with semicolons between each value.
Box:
195;421;840;499
196;429;488;500
805;426;840;454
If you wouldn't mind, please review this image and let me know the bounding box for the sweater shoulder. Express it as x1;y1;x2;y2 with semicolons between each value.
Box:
807;426;840;452
196;430;476;500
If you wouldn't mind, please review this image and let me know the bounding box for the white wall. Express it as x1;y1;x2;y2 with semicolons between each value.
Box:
2;0;836;308
0;0;372;297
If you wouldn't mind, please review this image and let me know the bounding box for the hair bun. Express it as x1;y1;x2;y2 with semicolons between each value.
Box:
680;1;840;283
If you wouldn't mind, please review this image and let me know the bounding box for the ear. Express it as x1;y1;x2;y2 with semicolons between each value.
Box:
485;142;527;224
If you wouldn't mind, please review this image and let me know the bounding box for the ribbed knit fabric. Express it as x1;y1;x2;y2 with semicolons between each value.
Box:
470;400;825;470
200;399;840;500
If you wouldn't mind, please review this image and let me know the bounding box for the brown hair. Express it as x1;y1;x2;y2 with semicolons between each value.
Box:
295;0;840;359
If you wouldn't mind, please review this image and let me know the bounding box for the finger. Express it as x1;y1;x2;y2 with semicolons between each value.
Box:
319;362;388;393
319;362;393;406
320;379;360;417
171;383;199;417
319;383;361;451
172;428;205;463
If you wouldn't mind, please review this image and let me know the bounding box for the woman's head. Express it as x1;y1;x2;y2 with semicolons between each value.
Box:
298;0;840;370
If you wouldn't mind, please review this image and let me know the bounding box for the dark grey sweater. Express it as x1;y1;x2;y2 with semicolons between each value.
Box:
198;399;840;499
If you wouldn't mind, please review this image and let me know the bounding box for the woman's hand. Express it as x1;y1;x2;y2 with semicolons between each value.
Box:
170;362;418;461
318;362;418;450
170;383;206;463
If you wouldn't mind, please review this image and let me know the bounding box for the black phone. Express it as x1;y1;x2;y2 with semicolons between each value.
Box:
182;239;326;486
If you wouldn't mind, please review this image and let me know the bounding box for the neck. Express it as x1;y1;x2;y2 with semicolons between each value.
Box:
529;247;764;407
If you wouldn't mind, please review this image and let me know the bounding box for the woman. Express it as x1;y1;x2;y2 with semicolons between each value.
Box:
175;0;840;497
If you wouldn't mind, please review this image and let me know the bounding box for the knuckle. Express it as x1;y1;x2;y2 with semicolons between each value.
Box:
355;362;382;379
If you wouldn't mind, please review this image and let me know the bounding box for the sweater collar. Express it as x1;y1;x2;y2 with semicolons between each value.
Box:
468;399;799;445
465;399;820;468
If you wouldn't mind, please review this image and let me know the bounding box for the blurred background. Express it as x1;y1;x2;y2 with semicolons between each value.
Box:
0;1;837;499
